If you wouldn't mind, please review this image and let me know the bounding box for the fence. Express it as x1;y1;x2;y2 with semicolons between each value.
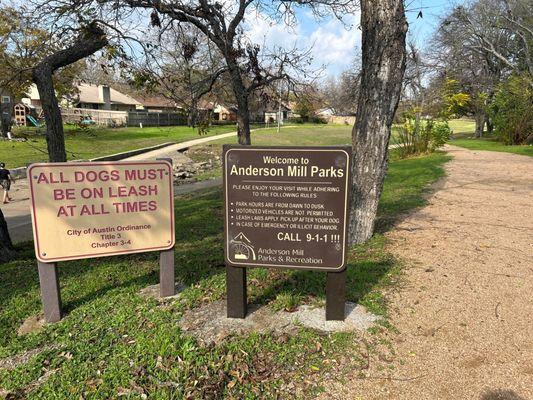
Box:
126;112;187;127
326;115;356;125
61;108;128;127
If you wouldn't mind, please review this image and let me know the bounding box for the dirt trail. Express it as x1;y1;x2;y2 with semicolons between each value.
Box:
325;145;533;400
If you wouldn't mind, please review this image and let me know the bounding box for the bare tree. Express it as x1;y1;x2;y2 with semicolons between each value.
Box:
31;0;338;145
134;0;316;144
321;64;360;115
430;0;532;137
133;25;227;127
348;0;408;244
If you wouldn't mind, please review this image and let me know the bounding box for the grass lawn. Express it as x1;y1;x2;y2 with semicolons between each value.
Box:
450;136;533;157
0;124;246;169
0;124;450;398
447;118;532;157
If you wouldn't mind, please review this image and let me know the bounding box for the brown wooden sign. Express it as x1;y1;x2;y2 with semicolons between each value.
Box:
223;145;351;272
28;160;176;322
28;161;175;263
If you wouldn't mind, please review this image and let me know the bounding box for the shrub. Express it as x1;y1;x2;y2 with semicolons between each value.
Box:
491;73;533;145
396;118;451;158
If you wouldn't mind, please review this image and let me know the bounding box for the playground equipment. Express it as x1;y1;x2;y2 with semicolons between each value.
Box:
13;103;42;127
27;115;42;127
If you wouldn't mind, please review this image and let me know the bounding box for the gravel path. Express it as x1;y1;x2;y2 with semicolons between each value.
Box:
324;145;533;400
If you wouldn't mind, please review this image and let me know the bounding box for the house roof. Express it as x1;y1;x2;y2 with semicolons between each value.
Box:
197;100;215;110
24;83;142;107
76;84;141;106
316;108;335;116
133;95;176;108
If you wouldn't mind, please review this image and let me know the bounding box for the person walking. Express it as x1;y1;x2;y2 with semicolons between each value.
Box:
0;162;14;204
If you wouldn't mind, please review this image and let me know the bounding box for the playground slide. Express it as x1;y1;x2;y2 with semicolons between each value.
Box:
26;115;41;127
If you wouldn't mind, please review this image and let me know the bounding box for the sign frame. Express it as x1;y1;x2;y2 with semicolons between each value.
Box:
28;159;177;323
223;145;352;272
223;145;352;321
28;160;175;263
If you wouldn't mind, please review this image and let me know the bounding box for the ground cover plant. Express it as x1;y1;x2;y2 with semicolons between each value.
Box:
0;136;450;398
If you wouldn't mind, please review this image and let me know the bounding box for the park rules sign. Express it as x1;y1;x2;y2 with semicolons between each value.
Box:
28;161;175;263
223;146;351;272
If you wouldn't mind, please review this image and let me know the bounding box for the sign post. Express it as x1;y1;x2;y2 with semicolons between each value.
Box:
157;158;176;298
37;261;62;323
28;160;175;322
223;146;351;320
226;265;247;318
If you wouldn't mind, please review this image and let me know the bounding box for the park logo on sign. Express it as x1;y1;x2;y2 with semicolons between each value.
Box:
28;161;175;262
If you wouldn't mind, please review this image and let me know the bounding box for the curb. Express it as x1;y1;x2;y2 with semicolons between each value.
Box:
8;142;176;179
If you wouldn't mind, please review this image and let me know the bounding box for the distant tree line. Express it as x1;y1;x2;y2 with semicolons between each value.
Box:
424;0;532;145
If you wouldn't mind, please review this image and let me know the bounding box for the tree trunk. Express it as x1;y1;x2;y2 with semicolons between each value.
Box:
31;22;108;162
188;100;198;128
474;111;485;138
0;103;12;138
33;67;68;162
227;61;251;145
236;98;251;145
485;116;494;135
348;0;408;245
0;208;16;263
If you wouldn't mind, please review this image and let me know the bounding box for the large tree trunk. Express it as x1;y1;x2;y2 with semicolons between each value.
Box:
348;0;408;245
0;208;16;263
235;97;251;145
227;61;251;145
33;67;68;162
1;103;12;138
32;23;108;162
474;111;485;138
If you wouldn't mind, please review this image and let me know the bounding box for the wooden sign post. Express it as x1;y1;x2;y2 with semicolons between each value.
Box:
28;160;176;322
223;146;351;321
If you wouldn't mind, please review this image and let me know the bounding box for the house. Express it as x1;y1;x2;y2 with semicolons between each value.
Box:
316;108;335;118
71;84;142;111
253;101;291;123
213;103;238;122
23;83;142;112
0;90;12;107
264;104;291;123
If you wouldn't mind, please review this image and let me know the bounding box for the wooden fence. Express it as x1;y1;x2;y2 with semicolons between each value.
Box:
61;108;128;127
126;112;187;127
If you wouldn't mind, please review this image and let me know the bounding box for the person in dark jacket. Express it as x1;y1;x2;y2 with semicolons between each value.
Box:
0;162;14;204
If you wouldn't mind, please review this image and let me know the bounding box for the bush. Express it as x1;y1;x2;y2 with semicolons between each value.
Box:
491;73;533;145
396;118;451;158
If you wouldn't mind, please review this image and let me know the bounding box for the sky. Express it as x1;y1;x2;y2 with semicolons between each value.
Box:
9;0;459;79
246;0;457;78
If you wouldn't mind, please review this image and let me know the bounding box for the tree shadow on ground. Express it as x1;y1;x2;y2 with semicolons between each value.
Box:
374;152;449;234
1;167;436;341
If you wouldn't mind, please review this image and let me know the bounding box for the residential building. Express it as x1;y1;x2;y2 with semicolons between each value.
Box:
23;83;142;112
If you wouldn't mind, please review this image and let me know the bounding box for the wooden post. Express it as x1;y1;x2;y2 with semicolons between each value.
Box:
226;265;247;318
326;270;346;321
157;157;175;298
37;261;62;323
159;249;175;297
